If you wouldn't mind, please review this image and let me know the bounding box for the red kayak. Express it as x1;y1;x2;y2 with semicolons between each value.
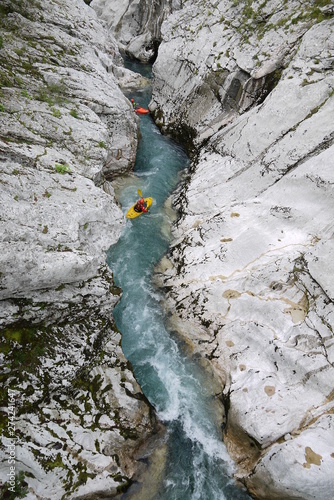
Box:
135;107;149;114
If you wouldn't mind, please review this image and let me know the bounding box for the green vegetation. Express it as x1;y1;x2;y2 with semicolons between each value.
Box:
314;0;332;6
0;471;28;500
0;68;16;90
21;89;32;99
0;321;47;388
98;141;107;149
51;107;61;118
0;103;4;112
301;77;316;86
55;163;71;174
37;81;67;107
227;0;334;47
44;453;65;471
69;108;78;118
14;47;27;57
0;0;43;21
37;88;55;106
243;4;254;19
0;35;3;49
63;127;72;136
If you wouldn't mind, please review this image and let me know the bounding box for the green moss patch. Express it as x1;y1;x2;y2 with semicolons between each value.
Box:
0;321;49;377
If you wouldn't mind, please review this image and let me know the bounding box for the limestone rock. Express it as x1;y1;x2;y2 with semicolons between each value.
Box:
149;1;334;498
149;0;334;151
91;0;182;62
0;0;160;497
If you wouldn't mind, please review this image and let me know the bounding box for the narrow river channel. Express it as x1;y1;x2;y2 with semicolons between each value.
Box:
107;61;250;500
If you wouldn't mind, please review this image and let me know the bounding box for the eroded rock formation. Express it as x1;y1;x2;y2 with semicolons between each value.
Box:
91;0;182;62
0;0;161;497
2;0;334;498
150;1;334;498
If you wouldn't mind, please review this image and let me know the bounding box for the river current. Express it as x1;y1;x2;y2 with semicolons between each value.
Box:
107;61;250;500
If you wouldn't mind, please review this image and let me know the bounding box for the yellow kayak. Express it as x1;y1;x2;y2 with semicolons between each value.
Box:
126;197;152;219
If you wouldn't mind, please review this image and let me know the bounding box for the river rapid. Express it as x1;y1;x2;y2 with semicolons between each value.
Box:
107;61;250;500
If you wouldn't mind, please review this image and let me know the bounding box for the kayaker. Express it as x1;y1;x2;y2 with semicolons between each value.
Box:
130;98;138;110
134;197;148;213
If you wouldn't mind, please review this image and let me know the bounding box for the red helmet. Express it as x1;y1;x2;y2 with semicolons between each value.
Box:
140;197;144;202
131;98;134;102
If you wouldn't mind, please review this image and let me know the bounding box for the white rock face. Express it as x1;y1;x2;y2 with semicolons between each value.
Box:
0;0;161;497
0;0;137;308
148;1;334;498
150;0;334;150
91;0;182;61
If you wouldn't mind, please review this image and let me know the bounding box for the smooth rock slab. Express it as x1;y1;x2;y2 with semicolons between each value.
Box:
246;415;334;500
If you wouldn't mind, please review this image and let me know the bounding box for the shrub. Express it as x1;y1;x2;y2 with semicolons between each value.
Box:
52;107;61;118
69;108;78;118
14;47;26;56
21;89;32;99
55;163;71;174
0;471;28;499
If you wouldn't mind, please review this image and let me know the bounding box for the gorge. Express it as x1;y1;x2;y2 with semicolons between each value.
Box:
1;0;334;499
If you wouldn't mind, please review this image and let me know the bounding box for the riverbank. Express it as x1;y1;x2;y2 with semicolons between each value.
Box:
150;3;334;498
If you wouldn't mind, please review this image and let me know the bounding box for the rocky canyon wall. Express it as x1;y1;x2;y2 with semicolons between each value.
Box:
0;1;161;498
151;1;334;499
91;0;182;62
95;0;334;498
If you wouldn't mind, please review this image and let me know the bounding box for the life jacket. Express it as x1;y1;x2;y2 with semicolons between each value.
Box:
134;199;142;212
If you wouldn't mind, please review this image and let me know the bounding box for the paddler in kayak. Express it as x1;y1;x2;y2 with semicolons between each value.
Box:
134;196;148;213
131;98;150;114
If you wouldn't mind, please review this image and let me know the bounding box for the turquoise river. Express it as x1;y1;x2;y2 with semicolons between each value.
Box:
107;61;251;500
